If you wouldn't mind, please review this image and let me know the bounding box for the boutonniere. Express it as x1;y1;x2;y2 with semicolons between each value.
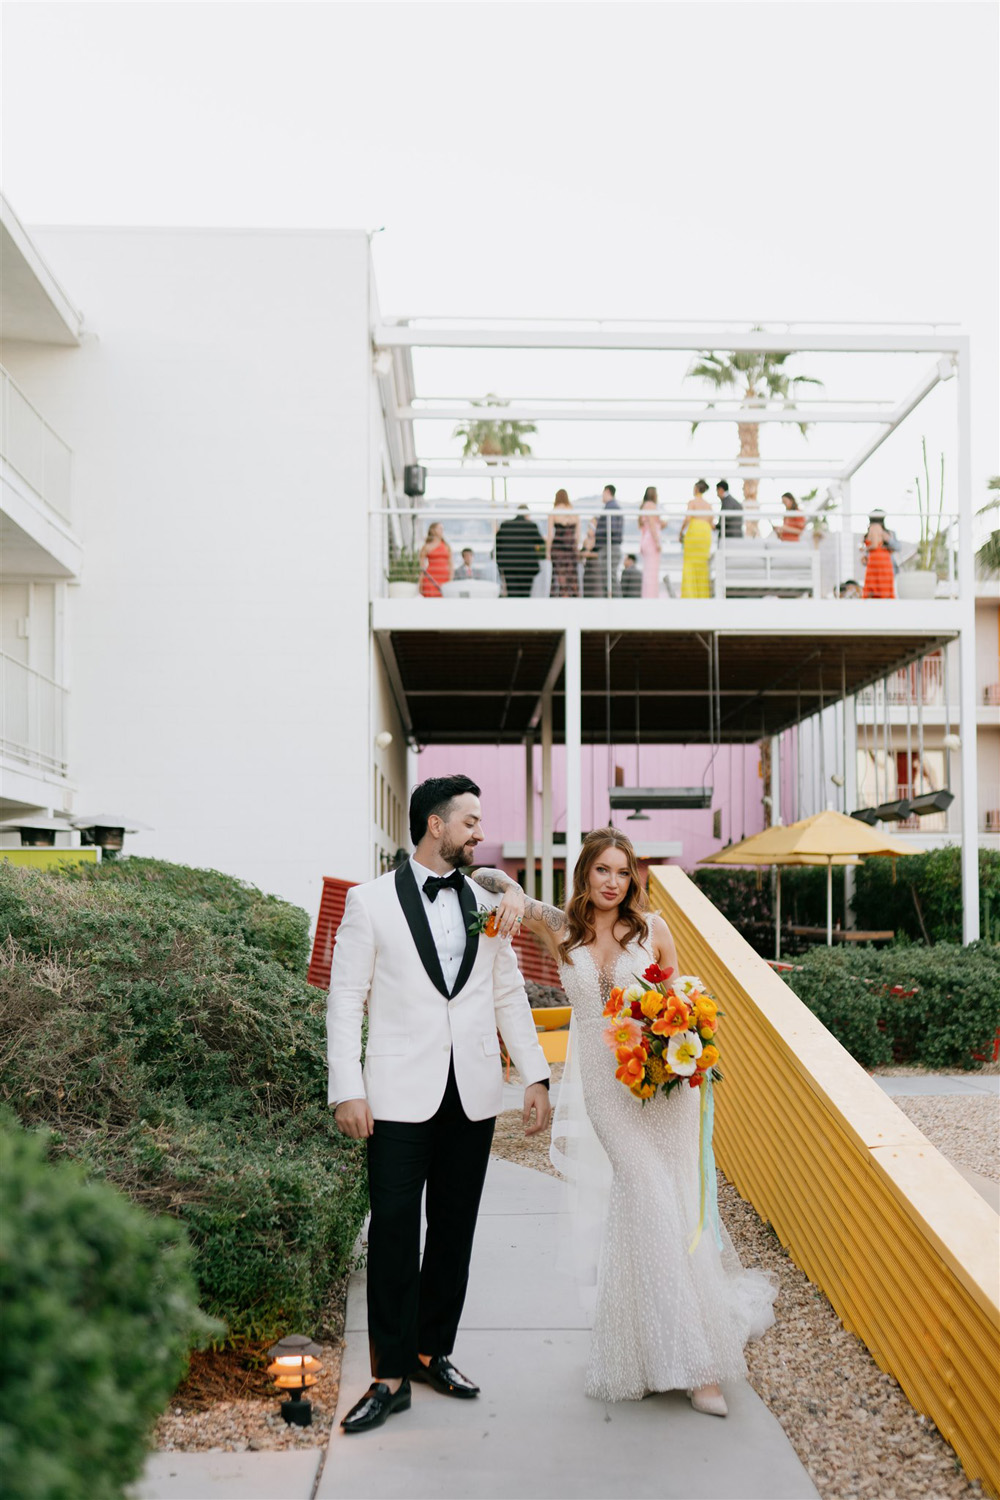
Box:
468;907;501;938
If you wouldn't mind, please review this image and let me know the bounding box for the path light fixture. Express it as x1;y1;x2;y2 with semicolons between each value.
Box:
70;813;151;859
266;1334;324;1426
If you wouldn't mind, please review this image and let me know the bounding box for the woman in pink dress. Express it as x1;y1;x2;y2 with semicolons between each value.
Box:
419;522;452;598
638;488;662;599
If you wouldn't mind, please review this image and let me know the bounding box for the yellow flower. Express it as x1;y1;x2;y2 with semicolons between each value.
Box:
631;1082;656;1099
646;1055;670;1085
640;990;665;1019
696;1044;720;1072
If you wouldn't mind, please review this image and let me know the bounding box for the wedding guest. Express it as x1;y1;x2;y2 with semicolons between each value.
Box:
546;489;580;597
419;522;452;598
638;487;662;598
837;579;863;599
716;479;744;539
776;492;807;542
454;548;481;582
495;506;545;597
584;485;623;597
620;553;642;598
861;511;897;599
680;480;713;598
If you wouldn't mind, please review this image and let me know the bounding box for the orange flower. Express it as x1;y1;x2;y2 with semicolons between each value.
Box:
688;1071;705;1088
614;1045;647;1087
696;1044;720;1072
484;911;501;938
604;1017;643;1051
631;1081;656;1099
640;990;665;1019
603;987;625;1018
651;996;691;1037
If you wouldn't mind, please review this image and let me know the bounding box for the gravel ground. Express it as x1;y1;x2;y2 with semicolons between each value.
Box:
890;1095;999;1181
491;1069;986;1500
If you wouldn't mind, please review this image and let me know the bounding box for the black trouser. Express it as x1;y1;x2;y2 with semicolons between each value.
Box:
365;1058;495;1378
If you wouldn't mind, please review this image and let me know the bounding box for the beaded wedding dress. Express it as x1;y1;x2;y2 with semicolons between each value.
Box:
553;923;777;1402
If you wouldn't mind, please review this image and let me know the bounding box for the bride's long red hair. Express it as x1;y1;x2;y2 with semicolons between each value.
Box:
559;827;648;964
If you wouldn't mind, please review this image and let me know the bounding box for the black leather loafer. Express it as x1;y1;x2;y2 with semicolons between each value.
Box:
340;1379;411;1432
410;1355;479;1398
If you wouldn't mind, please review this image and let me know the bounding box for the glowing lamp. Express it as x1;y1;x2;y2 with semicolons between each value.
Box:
266;1334;324;1426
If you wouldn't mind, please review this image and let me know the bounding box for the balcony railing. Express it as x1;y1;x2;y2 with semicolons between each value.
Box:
0;653;69;777
857;655;945;708
0;366;73;524
371;502;961;603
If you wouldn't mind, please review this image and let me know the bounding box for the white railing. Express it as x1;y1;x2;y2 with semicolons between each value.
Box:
0;653;69;776
0;366;73;524
982;789;1000;835
858;655;946;708
371;503;961;603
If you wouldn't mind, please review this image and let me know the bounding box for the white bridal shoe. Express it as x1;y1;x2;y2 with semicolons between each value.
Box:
688;1385;728;1417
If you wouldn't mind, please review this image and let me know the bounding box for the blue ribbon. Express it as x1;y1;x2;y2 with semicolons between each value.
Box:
688;1075;723;1254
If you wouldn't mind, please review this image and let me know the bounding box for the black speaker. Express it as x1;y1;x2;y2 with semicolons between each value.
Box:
403;464;426;498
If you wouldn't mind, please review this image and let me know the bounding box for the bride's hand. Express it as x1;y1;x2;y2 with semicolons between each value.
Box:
494;883;526;940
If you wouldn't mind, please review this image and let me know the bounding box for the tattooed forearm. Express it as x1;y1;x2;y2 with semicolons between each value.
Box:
470;867;515;893
525;898;567;932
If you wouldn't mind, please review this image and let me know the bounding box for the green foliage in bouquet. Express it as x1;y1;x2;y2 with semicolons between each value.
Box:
0;1111;218;1500
0;862;367;1346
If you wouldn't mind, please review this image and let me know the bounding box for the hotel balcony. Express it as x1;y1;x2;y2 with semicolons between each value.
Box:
1;364;80;579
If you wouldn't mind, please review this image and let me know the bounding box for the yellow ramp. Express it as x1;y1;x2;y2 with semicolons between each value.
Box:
648;864;1000;1498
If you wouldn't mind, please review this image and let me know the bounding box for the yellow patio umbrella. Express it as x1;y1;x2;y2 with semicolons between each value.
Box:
699;839;861;958
707;810;916;946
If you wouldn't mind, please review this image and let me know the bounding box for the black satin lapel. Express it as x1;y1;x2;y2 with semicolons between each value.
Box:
450;879;480;997
394;862;449;998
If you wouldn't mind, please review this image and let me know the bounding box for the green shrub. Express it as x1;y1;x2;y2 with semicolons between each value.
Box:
693;864;848;956
0;864;367;1346
64;856;311;973
852;846;1000;945
0;1112;218;1500
782;942;1000;1068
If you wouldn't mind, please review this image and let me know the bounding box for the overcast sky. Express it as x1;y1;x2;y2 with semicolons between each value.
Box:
3;0;997;525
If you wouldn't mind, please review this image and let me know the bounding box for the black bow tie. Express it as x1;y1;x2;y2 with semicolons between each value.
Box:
423;870;465;903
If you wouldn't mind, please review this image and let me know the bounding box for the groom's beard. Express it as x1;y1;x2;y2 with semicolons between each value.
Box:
440;835;475;869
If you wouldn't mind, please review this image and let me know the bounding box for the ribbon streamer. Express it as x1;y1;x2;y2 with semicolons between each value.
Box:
688;1075;723;1254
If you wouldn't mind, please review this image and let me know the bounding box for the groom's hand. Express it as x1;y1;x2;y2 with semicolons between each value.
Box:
333;1098;375;1139
523;1082;551;1137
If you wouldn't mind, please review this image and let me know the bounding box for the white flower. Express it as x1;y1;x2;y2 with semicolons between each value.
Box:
666;1030;703;1077
671;975;705;998
624;984;645;1004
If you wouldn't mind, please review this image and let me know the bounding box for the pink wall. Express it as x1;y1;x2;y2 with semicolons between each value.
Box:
416;741;765;870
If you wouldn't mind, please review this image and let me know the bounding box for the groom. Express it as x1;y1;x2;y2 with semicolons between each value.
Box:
328;774;551;1433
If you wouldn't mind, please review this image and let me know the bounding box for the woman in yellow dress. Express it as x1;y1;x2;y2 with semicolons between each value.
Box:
680;479;714;598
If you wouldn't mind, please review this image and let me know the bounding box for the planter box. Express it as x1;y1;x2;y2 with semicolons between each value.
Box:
896;570;937;600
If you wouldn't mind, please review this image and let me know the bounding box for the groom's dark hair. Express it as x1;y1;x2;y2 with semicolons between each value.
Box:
409;775;481;845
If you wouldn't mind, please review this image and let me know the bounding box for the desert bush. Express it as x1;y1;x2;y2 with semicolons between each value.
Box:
782;942;1000;1068
0;863;367;1346
0;1111;218;1500
64;856;311;973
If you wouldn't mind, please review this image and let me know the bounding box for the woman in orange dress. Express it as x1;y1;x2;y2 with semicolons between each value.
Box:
862;512;896;599
419;522;453;597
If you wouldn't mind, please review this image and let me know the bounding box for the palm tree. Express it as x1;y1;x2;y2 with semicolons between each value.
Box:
687;337;823;533
977;476;1000;575
452;394;536;504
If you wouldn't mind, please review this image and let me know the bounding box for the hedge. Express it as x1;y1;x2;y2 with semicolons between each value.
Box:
0;862;368;1345
781;943;1000;1069
0;1112;218;1500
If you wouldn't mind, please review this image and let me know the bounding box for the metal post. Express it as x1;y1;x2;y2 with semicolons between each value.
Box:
770;734;781;826
564;627;582;884
956;339;980;943
524;733;535;899
541;691;554;906
844;693;858;928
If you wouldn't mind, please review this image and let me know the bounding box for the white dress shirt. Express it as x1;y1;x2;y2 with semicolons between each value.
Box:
411;856;467;993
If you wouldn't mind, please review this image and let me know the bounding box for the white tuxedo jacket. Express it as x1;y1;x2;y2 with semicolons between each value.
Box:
326;863;550;1122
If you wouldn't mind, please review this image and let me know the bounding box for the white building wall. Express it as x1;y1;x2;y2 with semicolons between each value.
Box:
2;227;378;918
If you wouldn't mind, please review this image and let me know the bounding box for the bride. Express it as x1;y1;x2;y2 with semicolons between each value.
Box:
473;828;776;1415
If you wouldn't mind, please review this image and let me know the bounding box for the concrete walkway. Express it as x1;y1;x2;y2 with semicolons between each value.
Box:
319;1158;819;1500
874;1073;999;1097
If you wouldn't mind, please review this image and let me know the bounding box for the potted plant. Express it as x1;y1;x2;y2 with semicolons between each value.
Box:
386;547;421;599
452;394;536;503
898;438;949;599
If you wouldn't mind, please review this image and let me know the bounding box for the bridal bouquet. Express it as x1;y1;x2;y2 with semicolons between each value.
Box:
602;964;723;1102
603;963;724;1253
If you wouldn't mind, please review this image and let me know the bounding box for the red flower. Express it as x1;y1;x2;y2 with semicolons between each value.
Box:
688;1071;705;1088
642;962;674;984
630;1000;644;1020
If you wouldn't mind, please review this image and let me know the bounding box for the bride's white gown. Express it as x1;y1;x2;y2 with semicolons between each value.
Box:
557;923;777;1401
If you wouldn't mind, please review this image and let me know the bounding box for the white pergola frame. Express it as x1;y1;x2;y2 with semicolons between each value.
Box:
370;318;978;941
